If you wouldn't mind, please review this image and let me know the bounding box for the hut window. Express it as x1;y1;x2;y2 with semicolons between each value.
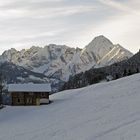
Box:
41;93;46;97
17;98;20;103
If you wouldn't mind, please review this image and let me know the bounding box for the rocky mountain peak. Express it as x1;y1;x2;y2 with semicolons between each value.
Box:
86;35;113;49
0;35;133;83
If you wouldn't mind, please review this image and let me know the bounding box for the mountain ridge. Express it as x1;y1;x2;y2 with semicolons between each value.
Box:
0;35;133;90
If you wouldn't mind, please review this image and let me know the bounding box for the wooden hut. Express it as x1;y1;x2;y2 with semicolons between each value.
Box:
8;83;51;106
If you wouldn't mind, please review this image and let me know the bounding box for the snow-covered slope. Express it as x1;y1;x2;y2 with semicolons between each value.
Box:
0;35;133;81
0;62;49;84
1;73;140;140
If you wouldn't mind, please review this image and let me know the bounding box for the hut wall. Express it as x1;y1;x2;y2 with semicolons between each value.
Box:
11;92;49;106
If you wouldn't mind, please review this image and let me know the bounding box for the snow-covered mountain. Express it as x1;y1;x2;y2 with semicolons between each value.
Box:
1;73;140;140
0;35;133;81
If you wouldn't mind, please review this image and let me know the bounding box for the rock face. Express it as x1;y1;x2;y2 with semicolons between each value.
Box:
0;35;133;83
62;51;140;91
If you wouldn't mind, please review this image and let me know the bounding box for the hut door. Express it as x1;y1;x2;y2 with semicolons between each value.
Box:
26;98;33;105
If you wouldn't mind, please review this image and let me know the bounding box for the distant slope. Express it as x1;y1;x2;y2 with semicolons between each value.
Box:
1;73;140;140
0;62;64;92
0;62;49;84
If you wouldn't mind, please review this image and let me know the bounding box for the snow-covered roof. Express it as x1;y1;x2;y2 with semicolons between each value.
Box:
8;83;51;92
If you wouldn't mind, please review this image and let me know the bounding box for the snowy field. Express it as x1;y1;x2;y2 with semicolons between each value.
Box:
0;73;140;140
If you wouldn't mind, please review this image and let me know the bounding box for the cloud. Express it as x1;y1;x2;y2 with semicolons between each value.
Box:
0;5;96;19
0;0;64;6
99;0;140;15
94;0;140;53
0;0;139;54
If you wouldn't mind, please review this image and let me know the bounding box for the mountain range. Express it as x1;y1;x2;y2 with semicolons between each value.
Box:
0;35;133;91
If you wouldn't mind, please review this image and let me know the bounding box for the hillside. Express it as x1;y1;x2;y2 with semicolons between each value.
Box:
0;62;62;92
0;62;49;84
0;73;140;140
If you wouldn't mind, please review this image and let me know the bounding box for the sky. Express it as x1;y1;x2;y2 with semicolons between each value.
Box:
0;0;140;54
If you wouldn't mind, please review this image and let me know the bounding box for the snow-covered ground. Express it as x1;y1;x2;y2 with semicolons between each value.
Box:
0;73;140;140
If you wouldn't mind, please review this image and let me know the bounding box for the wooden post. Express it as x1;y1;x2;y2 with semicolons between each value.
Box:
36;98;40;106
